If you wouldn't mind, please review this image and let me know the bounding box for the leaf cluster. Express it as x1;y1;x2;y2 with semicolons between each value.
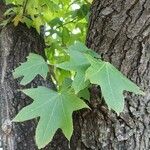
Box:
13;42;144;149
2;0;144;149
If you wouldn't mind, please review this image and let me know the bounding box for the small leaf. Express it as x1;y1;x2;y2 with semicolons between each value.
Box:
13;86;89;149
12;15;22;26
85;55;144;114
33;16;44;33
13;53;49;85
56;44;90;93
62;27;70;44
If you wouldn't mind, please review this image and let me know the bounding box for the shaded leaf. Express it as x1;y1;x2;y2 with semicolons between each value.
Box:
78;87;90;101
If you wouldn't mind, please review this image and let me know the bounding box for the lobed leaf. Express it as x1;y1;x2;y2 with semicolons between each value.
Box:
85;55;144;113
13;86;89;149
13;53;49;85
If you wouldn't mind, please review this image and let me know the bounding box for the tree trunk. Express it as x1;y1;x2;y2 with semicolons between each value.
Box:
78;0;149;149
0;24;55;150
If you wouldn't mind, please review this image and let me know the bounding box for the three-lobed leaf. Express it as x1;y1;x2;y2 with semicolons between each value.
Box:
85;55;144;113
56;42;94;93
13;86;89;149
13;53;49;85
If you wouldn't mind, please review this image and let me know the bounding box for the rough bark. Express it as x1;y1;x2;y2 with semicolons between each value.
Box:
0;24;55;150
79;0;149;149
0;1;6;23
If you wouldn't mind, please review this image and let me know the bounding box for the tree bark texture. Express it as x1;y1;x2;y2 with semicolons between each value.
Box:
81;0;149;149
0;24;55;150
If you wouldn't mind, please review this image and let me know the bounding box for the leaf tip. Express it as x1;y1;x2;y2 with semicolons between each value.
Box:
20;82;27;86
12;70;18;79
139;90;145;96
12;117;19;122
12;118;16;122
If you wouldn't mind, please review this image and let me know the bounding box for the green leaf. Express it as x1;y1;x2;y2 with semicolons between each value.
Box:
85;55;144;114
62;27;70;44
60;78;72;91
12;15;23;26
56;42;91;93
78;87;90;101
68;41;100;58
76;4;90;19
33;16;44;33
54;68;71;87
72;67;90;94
13;86;89;149
13;53;49;85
